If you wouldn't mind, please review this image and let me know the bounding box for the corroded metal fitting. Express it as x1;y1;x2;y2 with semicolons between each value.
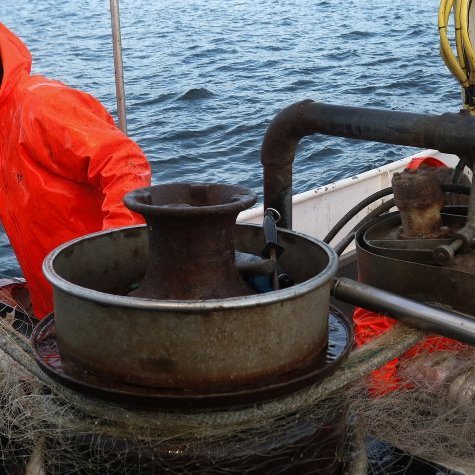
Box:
392;169;447;239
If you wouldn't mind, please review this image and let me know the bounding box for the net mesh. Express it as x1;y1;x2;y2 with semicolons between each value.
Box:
5;313;465;474
1;291;475;474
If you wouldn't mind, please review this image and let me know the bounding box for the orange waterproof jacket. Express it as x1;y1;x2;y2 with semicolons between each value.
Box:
0;24;151;318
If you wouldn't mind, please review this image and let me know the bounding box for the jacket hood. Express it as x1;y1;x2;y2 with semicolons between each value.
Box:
0;23;32;105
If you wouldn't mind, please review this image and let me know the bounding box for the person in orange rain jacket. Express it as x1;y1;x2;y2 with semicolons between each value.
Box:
0;23;151;319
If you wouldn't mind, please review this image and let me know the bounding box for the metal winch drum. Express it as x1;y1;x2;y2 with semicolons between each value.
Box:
36;182;351;406
356;168;475;316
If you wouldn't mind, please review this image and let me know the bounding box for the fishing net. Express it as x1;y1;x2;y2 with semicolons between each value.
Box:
0;311;418;474
1;286;475;474
352;354;475;474
349;337;475;474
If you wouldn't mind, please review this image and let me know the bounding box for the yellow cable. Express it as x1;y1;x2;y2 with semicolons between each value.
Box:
455;0;468;76
460;0;475;83
444;0;453;24
439;0;470;85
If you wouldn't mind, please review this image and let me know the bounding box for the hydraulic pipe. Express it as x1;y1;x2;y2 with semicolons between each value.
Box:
261;100;475;229
109;0;127;134
332;277;475;346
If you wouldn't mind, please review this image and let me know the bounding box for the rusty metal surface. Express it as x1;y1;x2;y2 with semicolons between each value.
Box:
362;212;465;264
392;169;447;239
452;173;475;249
43;224;338;389
124;183;256;300
31;307;352;408
356;210;475;316
261;100;475;229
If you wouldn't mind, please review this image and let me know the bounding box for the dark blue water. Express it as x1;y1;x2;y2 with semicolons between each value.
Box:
1;0;460;275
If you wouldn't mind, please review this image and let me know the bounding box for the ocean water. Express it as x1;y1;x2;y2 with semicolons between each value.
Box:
1;0;460;276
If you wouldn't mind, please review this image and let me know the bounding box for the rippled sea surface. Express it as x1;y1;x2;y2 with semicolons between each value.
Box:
1;0;461;275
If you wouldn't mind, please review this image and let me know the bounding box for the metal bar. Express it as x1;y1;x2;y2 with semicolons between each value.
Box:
332;276;475;346
109;0;127;134
261;100;475;229
449;161;475;248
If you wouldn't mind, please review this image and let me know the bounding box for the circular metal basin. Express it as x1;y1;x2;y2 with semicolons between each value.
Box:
43;224;338;389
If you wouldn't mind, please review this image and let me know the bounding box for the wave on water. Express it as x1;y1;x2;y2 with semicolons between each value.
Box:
131;92;177;108
340;30;378;39
178;88;215;101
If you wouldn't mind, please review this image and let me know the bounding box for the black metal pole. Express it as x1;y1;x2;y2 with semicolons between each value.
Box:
332;277;475;346
262;100;475;229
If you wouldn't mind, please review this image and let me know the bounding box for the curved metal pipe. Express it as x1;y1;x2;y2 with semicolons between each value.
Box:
261;100;475;229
